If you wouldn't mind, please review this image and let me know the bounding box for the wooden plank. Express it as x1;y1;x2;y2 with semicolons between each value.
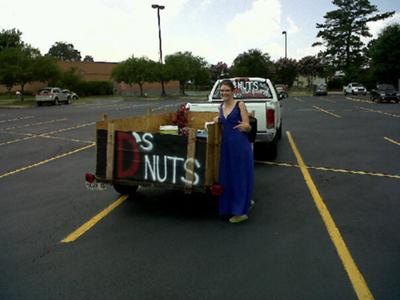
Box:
97;111;218;132
106;122;115;180
204;122;222;185
96;112;174;132
187;111;218;130
213;123;221;183
205;123;215;185
184;128;196;193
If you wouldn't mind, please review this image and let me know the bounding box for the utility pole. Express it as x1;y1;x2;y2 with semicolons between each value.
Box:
152;4;166;96
282;31;287;59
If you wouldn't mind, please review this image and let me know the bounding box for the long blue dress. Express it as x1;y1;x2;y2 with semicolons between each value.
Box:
219;102;254;216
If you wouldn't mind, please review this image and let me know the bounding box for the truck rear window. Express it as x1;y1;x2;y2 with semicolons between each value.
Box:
212;79;272;99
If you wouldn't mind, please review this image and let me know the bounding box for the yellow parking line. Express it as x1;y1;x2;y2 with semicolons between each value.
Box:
312;105;342;118
0;121;96;147
384;137;400;146
61;195;128;243
0;143;95;179
0;116;34;123
286;131;374;300
2;118;67;130
359;107;400;118
346;97;374;104
255;160;400;180
0;131;93;146
0;136;32;146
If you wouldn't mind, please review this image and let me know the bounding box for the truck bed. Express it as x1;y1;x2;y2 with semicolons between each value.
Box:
94;111;222;193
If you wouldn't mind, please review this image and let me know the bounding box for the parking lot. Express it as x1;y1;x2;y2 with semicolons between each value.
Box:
0;95;399;299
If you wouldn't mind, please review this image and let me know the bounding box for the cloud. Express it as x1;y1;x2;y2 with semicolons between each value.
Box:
226;0;282;42
367;12;400;39
199;0;212;11
0;0;189;62
287;16;300;34
292;45;323;60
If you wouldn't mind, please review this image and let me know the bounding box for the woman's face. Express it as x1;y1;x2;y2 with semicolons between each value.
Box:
220;84;233;101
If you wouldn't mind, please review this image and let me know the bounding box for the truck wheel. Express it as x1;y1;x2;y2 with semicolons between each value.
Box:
266;140;278;160
277;125;282;140
254;140;277;161
37;102;42;106
113;184;138;196
54;98;59;105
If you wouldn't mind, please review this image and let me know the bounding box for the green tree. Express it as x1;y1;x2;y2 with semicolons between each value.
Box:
47;42;81;61
32;55;60;83
0;50;17;94
209;61;229;82
83;55;94;62
164;51;209;95
53;67;82;91
297;56;325;87
0;28;24;51
111;56;158;96
369;24;400;87
230;49;273;78
273;58;298;87
0;46;40;101
313;0;394;74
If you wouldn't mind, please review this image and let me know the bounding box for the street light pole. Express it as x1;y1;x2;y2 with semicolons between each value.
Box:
152;4;166;96
282;31;287;59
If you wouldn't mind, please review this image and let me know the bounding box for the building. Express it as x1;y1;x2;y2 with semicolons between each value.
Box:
0;61;179;95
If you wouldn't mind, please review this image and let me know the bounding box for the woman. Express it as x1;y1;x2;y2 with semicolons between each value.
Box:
215;79;254;223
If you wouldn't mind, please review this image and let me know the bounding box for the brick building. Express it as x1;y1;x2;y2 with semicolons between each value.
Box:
1;61;179;95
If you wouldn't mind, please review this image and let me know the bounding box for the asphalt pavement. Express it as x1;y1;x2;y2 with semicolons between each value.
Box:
0;95;399;299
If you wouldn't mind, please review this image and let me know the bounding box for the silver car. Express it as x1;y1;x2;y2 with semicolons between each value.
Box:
62;89;79;101
35;87;69;106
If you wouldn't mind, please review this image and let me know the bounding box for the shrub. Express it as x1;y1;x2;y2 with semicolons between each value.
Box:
76;81;113;96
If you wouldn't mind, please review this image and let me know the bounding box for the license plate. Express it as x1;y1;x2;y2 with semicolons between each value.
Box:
85;181;107;191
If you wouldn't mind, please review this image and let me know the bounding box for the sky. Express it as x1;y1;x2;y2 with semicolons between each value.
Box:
0;0;399;66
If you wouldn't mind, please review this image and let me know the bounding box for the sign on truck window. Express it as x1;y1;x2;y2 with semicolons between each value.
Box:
212;79;272;99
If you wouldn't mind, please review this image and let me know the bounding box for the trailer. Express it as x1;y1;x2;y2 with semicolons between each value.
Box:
85;110;223;197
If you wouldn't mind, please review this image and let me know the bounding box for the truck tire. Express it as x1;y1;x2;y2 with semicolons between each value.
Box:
254;140;277;161
53;98;59;105
266;139;278;160
277;124;282;140
113;184;138;196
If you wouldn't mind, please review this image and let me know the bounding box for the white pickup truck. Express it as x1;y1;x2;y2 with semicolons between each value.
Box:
186;77;283;159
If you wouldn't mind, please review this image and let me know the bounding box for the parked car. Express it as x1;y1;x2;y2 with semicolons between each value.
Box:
343;82;367;95
313;83;328;96
35;87;70;106
275;84;288;99
370;84;400;103
62;89;79;100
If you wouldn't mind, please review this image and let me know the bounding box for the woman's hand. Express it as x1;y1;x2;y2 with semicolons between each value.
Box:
213;116;219;123
234;121;251;132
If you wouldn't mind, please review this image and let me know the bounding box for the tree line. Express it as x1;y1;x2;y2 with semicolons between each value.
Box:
0;0;399;101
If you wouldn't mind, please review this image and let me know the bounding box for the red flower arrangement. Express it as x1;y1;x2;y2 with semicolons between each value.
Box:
173;104;189;136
